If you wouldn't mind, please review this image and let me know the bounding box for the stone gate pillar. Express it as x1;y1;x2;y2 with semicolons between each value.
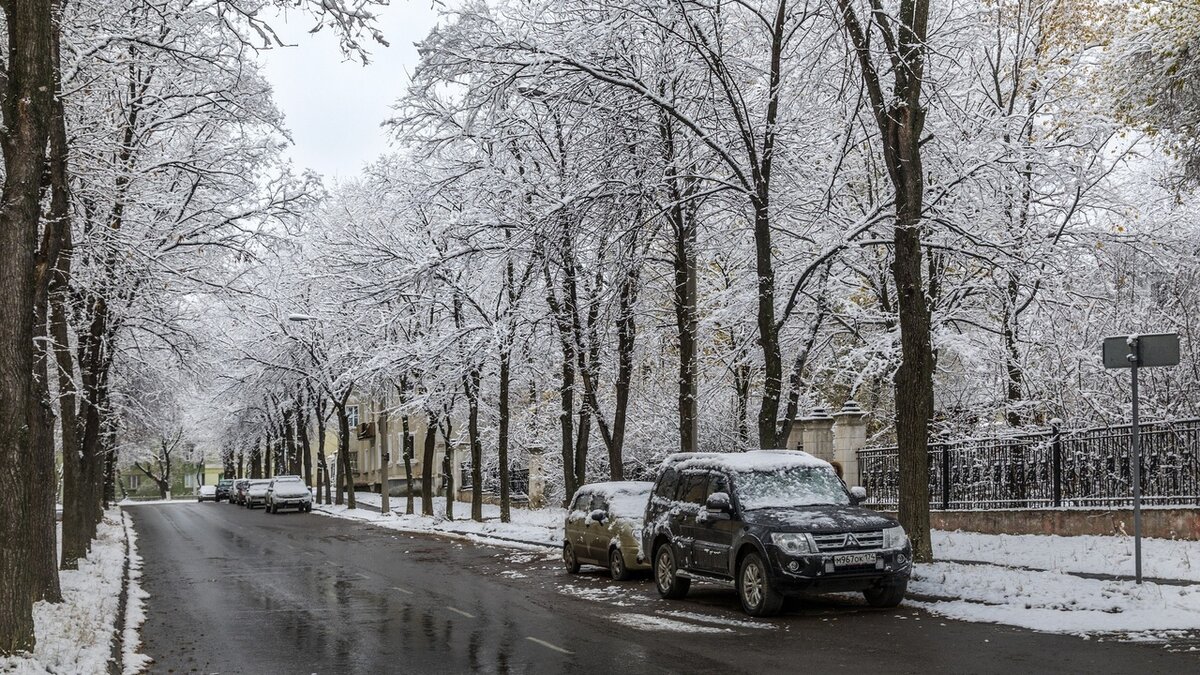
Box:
833;400;868;487
527;446;546;509
801;407;835;462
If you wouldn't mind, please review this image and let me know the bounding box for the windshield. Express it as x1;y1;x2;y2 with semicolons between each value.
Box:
734;467;849;510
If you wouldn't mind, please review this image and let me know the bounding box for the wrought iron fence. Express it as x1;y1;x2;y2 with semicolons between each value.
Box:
858;418;1200;510
459;463;530;499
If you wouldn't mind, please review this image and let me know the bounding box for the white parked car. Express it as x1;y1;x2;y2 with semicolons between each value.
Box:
197;484;218;502
266;476;312;514
244;479;272;509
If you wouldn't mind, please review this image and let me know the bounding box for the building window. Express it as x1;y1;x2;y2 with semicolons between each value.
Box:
128;474;140;490
346;405;359;428
184;473;196;488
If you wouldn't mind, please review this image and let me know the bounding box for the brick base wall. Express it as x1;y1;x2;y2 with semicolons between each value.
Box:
880;508;1200;540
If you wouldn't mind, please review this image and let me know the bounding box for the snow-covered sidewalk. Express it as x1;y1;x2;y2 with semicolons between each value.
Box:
0;510;148;674
316;492;564;550
912;530;1200;641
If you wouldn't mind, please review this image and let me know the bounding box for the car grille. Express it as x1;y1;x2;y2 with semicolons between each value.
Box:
811;530;884;552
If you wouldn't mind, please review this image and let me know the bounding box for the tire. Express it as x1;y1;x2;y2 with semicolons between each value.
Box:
610;547;632;581
563;543;581;574
863;579;907;608
654;544;690;599
738;552;784;617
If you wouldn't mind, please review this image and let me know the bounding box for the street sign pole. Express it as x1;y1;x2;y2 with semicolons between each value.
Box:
1127;337;1142;585
1102;332;1178;586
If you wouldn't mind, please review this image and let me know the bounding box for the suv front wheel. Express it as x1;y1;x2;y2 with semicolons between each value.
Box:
863;579;907;608
654;545;690;599
738;552;784;617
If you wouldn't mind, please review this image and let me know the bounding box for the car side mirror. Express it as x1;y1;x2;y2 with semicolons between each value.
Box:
705;491;731;514
849;486;867;505
590;509;607;524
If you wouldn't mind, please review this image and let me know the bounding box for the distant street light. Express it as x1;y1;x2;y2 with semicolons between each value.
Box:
287;313;318;322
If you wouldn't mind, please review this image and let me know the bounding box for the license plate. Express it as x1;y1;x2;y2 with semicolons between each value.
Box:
833;553;878;567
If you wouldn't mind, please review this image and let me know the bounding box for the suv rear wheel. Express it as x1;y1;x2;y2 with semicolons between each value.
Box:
563;542;580;574
863;579;907;608
654;545;690;599
738;552;784;617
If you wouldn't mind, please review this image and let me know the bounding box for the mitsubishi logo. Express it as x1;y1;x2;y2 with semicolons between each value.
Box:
844;533;860;548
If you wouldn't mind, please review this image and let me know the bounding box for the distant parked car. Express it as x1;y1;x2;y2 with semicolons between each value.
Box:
197;485;217;502
642;450;912;617
265;476;312;514
232;479;250;505
215;478;235;502
244;479;272;509
563;481;654;580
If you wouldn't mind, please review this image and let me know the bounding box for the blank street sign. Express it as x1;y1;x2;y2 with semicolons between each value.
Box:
1102;333;1180;369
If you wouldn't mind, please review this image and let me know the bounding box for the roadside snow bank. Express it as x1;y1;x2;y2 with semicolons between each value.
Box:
911;561;1200;637
316;493;563;550
932;529;1200;582
121;512;150;675
0;510;133;674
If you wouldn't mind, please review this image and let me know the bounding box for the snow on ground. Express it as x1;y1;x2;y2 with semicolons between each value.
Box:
0;510;136;674
121;512;150;675
911;561;1200;638
610;613;734;634
914;530;1200;641
315;492;564;551
932;529;1200;582
117;498;195;507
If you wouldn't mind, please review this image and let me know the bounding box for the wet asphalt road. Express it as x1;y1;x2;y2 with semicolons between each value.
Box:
128;502;1200;674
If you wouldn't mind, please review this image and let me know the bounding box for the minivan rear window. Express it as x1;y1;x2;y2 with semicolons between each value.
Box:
654;468;678;500
679;472;709;505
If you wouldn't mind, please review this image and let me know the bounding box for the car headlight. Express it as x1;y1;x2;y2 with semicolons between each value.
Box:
883;525;908;549
771;532;816;555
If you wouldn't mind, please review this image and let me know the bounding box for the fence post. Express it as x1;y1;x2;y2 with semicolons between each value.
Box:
1051;419;1063;508
940;445;951;510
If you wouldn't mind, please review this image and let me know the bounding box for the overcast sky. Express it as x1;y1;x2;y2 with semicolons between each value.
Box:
259;3;441;179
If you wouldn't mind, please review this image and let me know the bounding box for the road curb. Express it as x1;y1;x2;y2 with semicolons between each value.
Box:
108;511;132;675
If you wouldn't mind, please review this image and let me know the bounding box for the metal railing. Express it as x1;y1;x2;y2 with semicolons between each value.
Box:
459;464;530;499
858;418;1200;510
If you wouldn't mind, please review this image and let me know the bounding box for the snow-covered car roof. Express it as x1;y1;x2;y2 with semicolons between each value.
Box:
660;449;832;473
199;485;217;493
573;481;654;519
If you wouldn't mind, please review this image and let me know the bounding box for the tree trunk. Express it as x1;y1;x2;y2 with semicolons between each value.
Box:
313;392;329;504
0;0;56;653
402;412;415;515
441;416;454;521
839;0;934;563
298;401;313;489
378;403;390;515
753;200;783;449
335;402;355;509
250;436;262;479
421;409;436;516
263;428;273;478
662;120;699;453
497;343;512;522
466;367;483;522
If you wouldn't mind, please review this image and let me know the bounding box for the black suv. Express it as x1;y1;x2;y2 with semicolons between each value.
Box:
215;478;235;502
641;450;911;616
